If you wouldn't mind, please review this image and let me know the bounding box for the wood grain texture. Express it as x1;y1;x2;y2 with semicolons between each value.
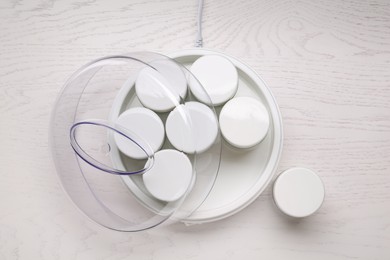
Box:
0;0;389;259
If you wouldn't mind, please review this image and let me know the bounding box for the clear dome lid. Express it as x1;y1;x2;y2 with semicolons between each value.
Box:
50;52;222;231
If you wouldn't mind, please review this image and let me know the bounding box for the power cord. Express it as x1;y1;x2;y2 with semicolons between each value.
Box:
195;0;204;48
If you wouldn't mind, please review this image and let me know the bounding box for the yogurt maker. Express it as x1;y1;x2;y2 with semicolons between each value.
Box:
50;49;283;231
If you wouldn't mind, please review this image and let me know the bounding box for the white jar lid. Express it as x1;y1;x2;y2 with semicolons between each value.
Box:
166;101;218;154
114;107;165;159
135;60;187;112
219;97;270;148
143;149;193;202
273;168;325;218
190;55;238;106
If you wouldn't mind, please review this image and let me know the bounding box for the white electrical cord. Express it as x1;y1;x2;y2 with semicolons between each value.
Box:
195;0;204;48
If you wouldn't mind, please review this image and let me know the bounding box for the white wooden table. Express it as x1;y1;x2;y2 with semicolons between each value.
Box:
1;0;389;259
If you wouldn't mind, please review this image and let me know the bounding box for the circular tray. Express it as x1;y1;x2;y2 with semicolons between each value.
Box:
110;49;283;224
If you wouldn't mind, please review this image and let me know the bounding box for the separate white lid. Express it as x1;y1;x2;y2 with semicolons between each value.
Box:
273;168;325;218
143;149;193;202
219;97;270;149
189;55;238;106
135;60;187;112
166;101;218;153
114;107;165;159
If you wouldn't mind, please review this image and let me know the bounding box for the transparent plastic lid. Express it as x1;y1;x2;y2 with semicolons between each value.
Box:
50;52;222;231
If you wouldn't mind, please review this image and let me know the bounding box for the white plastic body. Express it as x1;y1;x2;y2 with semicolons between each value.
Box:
109;49;283;224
